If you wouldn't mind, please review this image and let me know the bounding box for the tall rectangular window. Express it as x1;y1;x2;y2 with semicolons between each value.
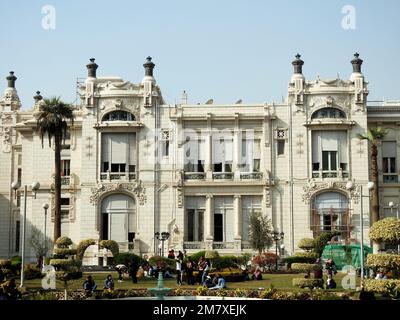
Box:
186;209;204;241
161;130;170;157
213;134;233;173
214;213;223;242
382;141;398;183
102;133;136;173
277;140;285;156
184;136;205;173
312;131;347;176
61;160;70;176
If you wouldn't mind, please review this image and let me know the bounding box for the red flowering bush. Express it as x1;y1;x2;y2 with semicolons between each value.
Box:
252;252;278;271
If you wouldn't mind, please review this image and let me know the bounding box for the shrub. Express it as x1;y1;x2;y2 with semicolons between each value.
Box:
49;259;80;268
291;263;322;272
0;260;11;268
76;239;96;260
298;238;315;251
148;256;175;270
252;252;278;270
189;251;206;263
24;264;44;280
205;250;219;260
114;253;143;267
369;218;400;245
292;278;324;289
283;254;317;269
55;236;73;248
364;279;400;294
10;256;22;272
53;248;78;257
367;254;400;277
196;286;209;296
212;255;239;270
99;240;119;257
313;231;341;257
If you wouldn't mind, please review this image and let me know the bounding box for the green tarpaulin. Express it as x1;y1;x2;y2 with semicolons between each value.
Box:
321;244;372;270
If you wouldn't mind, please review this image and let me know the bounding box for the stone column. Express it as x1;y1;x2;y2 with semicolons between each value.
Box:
205;194;214;249
205;133;213;180
233;194;242;252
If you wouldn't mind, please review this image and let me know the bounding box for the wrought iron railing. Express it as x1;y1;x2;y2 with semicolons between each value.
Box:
184;172;206;180
100;172;136;181
183;241;205;249
61;176;70;186
212;172;234;180
240;172;263;180
213;242;235;249
312;170;349;179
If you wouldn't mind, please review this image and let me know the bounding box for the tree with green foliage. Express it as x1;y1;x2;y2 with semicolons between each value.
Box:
357;127;388;226
249;211;273;254
36;97;75;241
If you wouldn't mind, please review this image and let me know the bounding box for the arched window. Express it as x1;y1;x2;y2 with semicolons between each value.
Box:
311;108;346;120
102;110;135;122
101;194;136;242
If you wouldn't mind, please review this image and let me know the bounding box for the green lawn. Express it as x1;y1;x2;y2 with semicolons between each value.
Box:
18;272;359;292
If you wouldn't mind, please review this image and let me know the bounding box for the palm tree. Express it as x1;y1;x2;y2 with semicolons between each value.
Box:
357;127;388;225
36;97;74;240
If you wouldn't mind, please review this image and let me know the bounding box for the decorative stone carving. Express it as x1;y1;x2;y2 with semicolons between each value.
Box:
302;180;360;203
176;170;183;208
89;181;147;205
0;126;11;153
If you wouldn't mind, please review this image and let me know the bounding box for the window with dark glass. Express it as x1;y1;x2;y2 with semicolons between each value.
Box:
102;111;135;122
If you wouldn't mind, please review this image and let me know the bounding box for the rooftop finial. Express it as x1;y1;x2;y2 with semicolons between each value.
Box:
6;71;17;88
292;54;304;74
351;52;363;73
86;58;98;78
33;91;43;103
143;56;155;77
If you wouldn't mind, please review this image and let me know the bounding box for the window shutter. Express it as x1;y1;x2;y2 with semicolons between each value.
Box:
102;133;110;163
321;132;338;151
253;140;261;159
339;131;347;164
198;140;205;161
111;134;128;163
129;133;136;165
224;138;233;161
382;141;396;158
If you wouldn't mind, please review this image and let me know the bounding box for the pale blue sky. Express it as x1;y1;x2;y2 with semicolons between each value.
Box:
1;0;399;108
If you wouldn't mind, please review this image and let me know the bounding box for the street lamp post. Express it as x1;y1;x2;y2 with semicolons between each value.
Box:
388;201;400;254
11;181;41;288
42;203;49;266
155;232;170;257
346;181;374;282
272;231;284;271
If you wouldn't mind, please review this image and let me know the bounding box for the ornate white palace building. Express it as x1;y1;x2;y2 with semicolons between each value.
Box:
0;54;399;264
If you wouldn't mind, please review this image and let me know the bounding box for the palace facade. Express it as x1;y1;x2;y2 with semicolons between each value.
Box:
0;54;399;264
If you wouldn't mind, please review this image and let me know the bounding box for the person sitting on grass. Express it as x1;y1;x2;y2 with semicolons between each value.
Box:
252;267;262;280
326;274;337;289
103;274;114;291
209;274;226;290
83;275;97;297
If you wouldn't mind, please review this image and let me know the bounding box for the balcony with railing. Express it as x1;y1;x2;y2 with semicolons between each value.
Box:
184;172;206;180
212;172;234;180
61;176;70;186
100;171;136;181
240;172;263;180
312;169;349;179
310;208;352;239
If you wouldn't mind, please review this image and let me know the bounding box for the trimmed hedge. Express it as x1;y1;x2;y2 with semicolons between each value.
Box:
189;251;206;263
114;253;143;267
314;231;341;256
205;250;220;260
212;256;239;270
366;254;400;271
55;236;73;247
99;240;119;257
49;259;81;268
291;263;322;272
364;279;400;294
284;255;317;268
298;238;315;251
292;278;324;289
53;248;78;257
369;218;400;244
76;239;96;260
